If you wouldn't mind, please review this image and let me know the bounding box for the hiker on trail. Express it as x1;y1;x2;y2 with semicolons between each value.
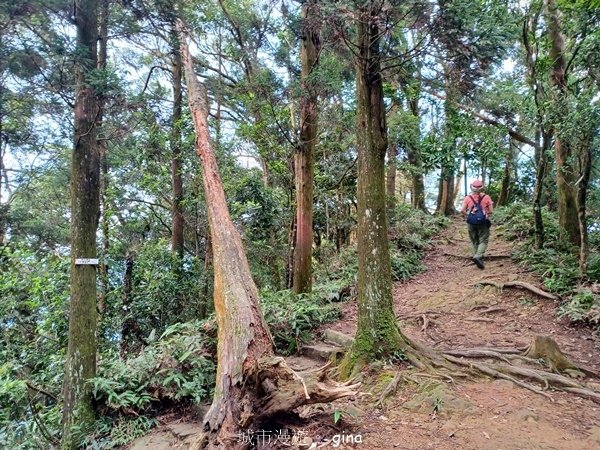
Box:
461;179;494;270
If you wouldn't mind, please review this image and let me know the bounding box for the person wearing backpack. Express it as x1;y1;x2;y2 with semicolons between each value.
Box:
461;179;494;269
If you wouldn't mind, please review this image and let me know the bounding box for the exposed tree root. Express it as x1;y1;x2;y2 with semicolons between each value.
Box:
190;358;361;450
379;333;600;408
434;335;600;405
523;335;597;376
562;387;600;403
475;280;559;301
464;317;495;323
376;371;402;408
467;305;506;314
443;354;554;399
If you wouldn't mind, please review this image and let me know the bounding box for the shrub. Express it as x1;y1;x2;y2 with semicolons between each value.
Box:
261;290;341;355
558;289;600;324
85;320;216;448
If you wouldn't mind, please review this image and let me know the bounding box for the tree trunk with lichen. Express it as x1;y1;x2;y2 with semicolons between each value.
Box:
339;3;416;377
544;0;580;247
177;21;358;449
61;0;100;447
292;0;320;295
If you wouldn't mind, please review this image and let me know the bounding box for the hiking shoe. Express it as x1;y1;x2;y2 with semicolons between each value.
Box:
472;257;485;269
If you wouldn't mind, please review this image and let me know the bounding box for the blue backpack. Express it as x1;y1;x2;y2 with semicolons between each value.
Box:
466;194;487;225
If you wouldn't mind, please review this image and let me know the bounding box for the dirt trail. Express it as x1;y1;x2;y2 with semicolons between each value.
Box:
320;219;600;450
127;219;600;450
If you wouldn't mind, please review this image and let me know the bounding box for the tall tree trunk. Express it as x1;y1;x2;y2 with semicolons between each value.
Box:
406;96;426;212
544;0;580;246
534;132;550;249
577;140;592;276
340;3;412;375
171;28;184;258
386;144;397;214
97;0;109;316
0;117;6;250
453;171;462;204
179;26;272;440
436;166;455;216
497;138;515;206
61;1;100;447
437;64;459;217
292;0;320;294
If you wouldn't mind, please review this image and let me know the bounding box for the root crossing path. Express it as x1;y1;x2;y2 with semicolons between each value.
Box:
320;219;600;450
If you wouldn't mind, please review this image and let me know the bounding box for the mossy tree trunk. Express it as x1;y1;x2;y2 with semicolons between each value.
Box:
436;70;458;217
544;0;580;247
340;2;412;375
292;0;320;295
61;0;100;447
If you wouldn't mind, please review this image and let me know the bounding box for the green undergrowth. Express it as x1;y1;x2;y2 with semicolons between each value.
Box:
83;320;217;449
493;204;600;326
263;204;449;356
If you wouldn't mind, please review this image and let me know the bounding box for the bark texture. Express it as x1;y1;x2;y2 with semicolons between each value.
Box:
292;0;320;294
340;3;410;375
544;0;580;246
61;0;100;447
171;27;184;257
178;21;274;447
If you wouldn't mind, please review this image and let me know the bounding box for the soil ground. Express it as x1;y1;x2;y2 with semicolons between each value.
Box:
127;219;600;450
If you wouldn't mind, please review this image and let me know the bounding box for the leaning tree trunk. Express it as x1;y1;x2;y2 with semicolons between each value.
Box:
176;21;358;449
61;0;100;447
292;0;320;294
339;3;415;376
544;0;580;247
